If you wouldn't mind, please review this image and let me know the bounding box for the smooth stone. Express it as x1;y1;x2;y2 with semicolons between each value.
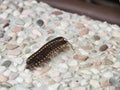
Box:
34;66;51;76
80;79;88;86
8;49;21;56
0;30;5;38
32;30;41;37
12;26;23;32
16;19;25;25
4;36;12;41
6;44;19;50
2;60;12;67
90;80;100;88
36;19;44;27
76;22;85;28
14;57;23;65
100;80;111;87
0;87;8;90
25;77;33;84
0;82;12;88
16;77;23;83
47;29;55;34
0;19;10;28
57;63;68;73
49;83;60;90
9;72;19;80
90;68;99;74
68;60;78;67
24;48;31;54
3;70;11;76
102;59;113;65
0;66;6;73
70;81;79;88
113;62;120;69
93;35;100;40
52;11;63;15
103;72;113;78
63;72;72;79
74;86;86;90
80;29;89;35
73;54;88;61
48;69;60;77
99;44;108;51
0;74;9;82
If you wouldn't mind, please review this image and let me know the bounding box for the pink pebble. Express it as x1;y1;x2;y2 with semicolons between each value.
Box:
0;75;9;82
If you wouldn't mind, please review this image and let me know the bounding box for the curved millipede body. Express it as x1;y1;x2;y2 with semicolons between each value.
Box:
26;36;70;70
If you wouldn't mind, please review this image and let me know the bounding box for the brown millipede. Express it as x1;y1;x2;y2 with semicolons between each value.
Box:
26;36;71;70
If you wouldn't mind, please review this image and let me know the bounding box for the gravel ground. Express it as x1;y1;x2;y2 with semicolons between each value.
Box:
0;0;120;90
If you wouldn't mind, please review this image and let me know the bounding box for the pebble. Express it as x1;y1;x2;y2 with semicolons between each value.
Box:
47;29;55;34
76;22;86;28
80;79;88;86
16;77;23;83
2;60;12;67
100;80;111;87
0;66;6;73
49;83;60;90
6;44;19;50
52;11;63;15
73;54;88;61
99;44;108;51
32;30;41;37
90;80;100;88
4;36;12;41
13;26;23;32
16;19;25;25
57;63;68;73
0;19;10;28
93;35;100;40
103;72;113;78
48;69;60;77
9;72;19;80
80;29;89;35
34;66;51;76
0;30;5;38
74;86;86;90
36;19;44;27
90;68;99;74
68;60;78;67
0;74;9;82
8;49;21;56
102;58;113;65
25;77;33;84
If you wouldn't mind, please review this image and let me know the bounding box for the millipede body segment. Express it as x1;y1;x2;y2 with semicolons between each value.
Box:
26;36;70;70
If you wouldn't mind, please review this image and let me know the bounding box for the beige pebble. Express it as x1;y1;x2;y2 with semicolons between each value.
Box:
102;59;113;65
100;80;111;87
8;49;21;56
99;44;108;51
0;74;9;82
34;66;51;75
47;29;55;34
52;11;63;15
0;5;8;10
76;22;86;28
80;29;89;35
93;61;102;67
13;26;23;32
6;44;19;50
90;80;100;88
73;54;88;61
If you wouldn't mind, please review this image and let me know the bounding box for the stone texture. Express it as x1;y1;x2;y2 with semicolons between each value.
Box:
99;44;108;51
73;54;88;61
6;44;19;50
13;26;23;32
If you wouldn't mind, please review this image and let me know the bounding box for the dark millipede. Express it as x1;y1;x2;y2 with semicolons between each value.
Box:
26;36;71;70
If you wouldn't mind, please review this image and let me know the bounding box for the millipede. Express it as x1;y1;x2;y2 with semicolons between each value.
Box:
26;36;72;70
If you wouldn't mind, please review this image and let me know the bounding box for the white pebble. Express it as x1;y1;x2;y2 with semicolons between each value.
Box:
90;68;99;74
16;77;23;83
57;63;68;73
103;72;113;78
68;60;78;67
48;83;60;90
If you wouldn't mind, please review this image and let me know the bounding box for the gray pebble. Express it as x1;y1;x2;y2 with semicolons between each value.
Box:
36;19;44;27
2;60;12;68
93;35;100;40
0;30;5;38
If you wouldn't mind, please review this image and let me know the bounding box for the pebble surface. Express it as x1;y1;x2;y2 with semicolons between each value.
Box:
0;0;120;90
